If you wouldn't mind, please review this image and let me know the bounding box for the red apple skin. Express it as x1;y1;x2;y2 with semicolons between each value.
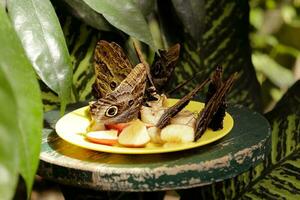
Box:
86;137;118;146
106;122;153;134
105;123;130;134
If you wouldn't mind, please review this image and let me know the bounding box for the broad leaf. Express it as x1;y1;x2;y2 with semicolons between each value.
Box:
7;0;73;112
82;0;156;50
0;6;43;197
252;53;295;88
158;0;262;111
59;0;112;31
0;0;6;9
135;0;155;17
241;81;300;199
171;0;205;46
0;64;19;199
242;150;300;199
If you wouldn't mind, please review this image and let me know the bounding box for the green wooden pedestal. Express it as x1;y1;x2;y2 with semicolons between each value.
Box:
38;104;270;194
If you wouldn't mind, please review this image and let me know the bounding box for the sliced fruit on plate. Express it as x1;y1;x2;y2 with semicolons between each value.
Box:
140;105;166;125
86;130;118;146
87;120;106;132
147;126;163;144
118;119;150;147
170;110;196;128
106;122;130;133
161;124;194;143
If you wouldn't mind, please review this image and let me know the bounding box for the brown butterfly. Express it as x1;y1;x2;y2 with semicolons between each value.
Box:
151;44;180;92
90;41;147;124
92;40;133;99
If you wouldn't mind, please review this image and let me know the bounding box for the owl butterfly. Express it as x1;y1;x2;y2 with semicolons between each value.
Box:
151;44;180;92
92;40;133;99
90;41;147;124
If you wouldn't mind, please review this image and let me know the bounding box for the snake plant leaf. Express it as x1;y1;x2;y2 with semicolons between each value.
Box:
241;81;300;199
7;0;73;112
171;0;205;46
0;68;19;199
0;7;43;198
158;0;262;111
82;0;156;50
59;0;112;31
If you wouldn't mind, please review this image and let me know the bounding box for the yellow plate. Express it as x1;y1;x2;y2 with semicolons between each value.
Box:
55;99;234;154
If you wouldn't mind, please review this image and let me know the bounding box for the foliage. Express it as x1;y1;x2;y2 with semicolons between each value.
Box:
241;80;300;199
0;0;300;199
0;6;43;199
250;0;300;111
7;0;73;113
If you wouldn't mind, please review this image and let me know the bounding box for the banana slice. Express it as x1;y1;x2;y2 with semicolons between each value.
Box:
170;110;196;128
161;124;194;143
147;127;163;144
140;106;166;125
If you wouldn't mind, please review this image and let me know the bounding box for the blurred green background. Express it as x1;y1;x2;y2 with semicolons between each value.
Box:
250;0;300;112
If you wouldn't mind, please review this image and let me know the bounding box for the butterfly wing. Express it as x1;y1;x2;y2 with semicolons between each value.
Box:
92;40;133;99
151;44;180;92
90;63;147;124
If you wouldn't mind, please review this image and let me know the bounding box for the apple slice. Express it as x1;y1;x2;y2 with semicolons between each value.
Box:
86;130;118;146
105;122;130;134
161;124;194;143
118;120;150;147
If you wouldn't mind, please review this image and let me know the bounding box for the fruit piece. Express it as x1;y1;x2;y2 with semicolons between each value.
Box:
170;110;196;128
161;124;194;143
118;120;150;147
87;120;106;132
147;94;168;108
86;130;118;146
106;122;130;133
147;127;163;144
144;122;155;128
140;105;166;125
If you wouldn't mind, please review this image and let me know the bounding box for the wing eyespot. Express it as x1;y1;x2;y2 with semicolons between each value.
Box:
105;106;118;117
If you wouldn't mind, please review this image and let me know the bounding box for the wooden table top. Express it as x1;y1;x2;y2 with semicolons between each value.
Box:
38;103;271;192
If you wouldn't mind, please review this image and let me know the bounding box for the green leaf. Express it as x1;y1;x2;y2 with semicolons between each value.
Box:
135;0;155;17
7;0;73;112
0;6;43;197
242;150;300;199
171;0;205;45
82;0;156;50
252;53;295;88
157;0;262;111
59;0;112;31
0;0;6;9
241;81;300;199
0;65;19;199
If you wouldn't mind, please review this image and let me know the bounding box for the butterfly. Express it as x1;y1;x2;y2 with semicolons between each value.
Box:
89;40;237;143
90;40;147;124
151;44;180;92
